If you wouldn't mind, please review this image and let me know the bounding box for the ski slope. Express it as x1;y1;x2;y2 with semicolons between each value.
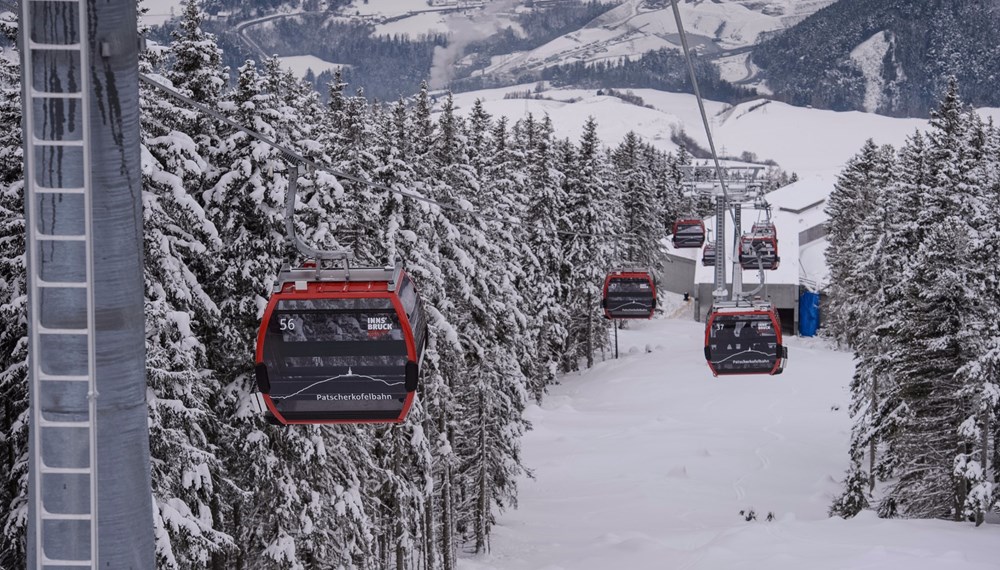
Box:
459;299;1000;569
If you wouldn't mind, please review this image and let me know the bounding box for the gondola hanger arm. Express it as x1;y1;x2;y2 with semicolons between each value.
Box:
284;161;353;266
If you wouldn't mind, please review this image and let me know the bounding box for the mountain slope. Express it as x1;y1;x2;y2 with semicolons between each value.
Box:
753;0;1000;116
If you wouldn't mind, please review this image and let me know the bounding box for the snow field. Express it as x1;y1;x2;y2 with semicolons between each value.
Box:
277;55;351;77
449;86;1000;175
458;306;1000;569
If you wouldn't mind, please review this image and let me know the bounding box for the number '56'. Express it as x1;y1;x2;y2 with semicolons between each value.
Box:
279;318;296;331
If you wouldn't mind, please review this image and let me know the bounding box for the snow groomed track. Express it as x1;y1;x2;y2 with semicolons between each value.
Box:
459;299;1000;569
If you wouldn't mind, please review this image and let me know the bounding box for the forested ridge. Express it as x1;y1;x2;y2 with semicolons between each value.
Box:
143;0;752;104
0;2;705;567
827;80;1000;523
753;0;1000;117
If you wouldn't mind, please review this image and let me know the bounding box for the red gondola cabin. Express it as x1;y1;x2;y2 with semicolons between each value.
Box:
602;269;656;319
255;264;426;425
739;235;779;270
702;242;716;267
672;219;706;248
704;304;787;376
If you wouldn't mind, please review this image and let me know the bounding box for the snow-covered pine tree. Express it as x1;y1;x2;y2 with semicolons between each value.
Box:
882;80;995;520
657;148;688;245
943;110;1000;525
140;44;233;567
983;122;1000;505
368;97;446;570
405;84;467;570
824;139;895;348
425;92;512;568
323;85;384;263
610;131;661;267
836;130;936;519
560;117;617;369
0;29;27;567
830;142;899;517
453;99;528;553
163;0;229;151
514;114;569;401
872;131;935;500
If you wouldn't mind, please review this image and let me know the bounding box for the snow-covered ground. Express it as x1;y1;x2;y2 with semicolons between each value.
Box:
449;85;1000;176
479;0;838;78
277;55;350;78
459;305;1000;570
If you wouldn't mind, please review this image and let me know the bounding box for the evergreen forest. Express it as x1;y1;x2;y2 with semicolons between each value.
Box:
753;0;1000;117
827;80;1000;524
0;2;702;567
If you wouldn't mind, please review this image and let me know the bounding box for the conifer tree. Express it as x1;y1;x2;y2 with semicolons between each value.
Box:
561;117;616;369
454;99;528;553
877;81;995;519
141;44;233;567
165;0;229;148
611;132;661;267
824;139;895;348
0;34;27;567
515;114;569;401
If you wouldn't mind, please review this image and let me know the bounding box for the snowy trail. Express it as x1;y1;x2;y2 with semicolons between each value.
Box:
459;311;1000;569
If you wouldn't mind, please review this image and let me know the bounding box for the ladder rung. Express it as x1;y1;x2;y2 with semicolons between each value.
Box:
34;232;86;242
32;185;86;195
37;324;89;335
37;278;87;289
41;556;93;567
38;418;90;429
37;372;90;382
40;465;92;476
32;137;85;147
28;41;82;51
41;505;92;520
31;91;84;100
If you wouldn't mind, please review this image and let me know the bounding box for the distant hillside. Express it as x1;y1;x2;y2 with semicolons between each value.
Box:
752;0;1000;117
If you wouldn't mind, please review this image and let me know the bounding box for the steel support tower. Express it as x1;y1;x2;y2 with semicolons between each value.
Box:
21;0;154;567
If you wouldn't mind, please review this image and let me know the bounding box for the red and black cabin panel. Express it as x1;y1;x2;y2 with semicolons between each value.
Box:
255;266;426;425
672;219;706;248
739;235;779;270
602;270;656;319
702;242;716;267
704;306;786;376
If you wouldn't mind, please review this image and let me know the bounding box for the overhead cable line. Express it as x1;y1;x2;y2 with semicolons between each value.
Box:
668;0;732;205
139;73;640;242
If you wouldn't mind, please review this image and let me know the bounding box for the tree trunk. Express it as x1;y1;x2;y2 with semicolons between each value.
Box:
976;409;990;527
424;496;436;570
954;442;968;521
475;390;489;552
586;291;594;369
442;463;454;570
869;374;878;492
395;434;406;570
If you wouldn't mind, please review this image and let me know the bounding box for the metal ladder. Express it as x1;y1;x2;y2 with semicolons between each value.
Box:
22;0;99;567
